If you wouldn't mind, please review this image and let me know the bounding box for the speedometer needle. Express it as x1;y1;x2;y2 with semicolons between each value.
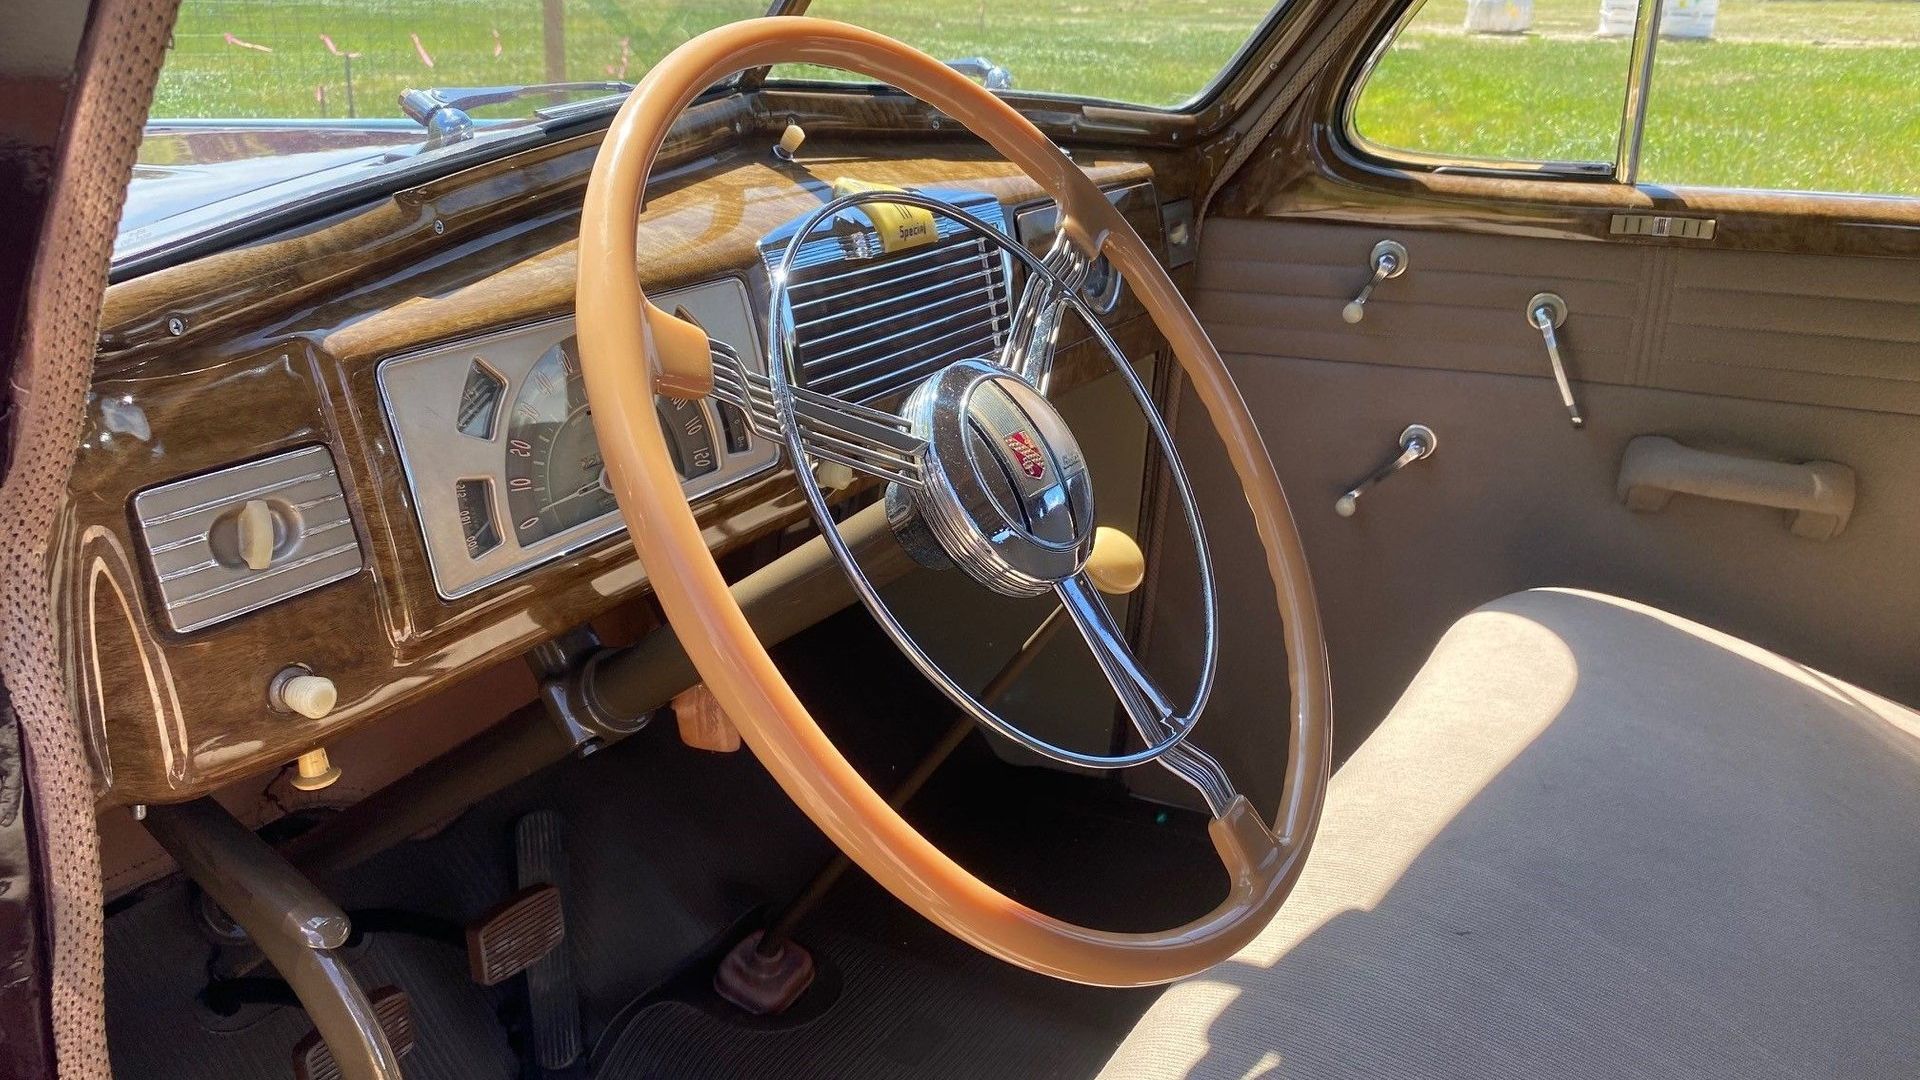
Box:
545;469;613;509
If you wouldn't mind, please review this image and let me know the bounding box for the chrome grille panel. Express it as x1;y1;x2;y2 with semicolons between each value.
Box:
760;189;1014;403
133;445;363;632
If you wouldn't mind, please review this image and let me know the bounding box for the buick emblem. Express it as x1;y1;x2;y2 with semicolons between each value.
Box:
1004;430;1047;480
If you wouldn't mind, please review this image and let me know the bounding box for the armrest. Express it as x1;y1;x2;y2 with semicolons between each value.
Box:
1617;435;1856;541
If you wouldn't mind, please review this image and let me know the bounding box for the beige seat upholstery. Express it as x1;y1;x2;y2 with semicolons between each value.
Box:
1101;588;1920;1080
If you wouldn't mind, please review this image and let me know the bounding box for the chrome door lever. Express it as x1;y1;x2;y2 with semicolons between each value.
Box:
1342;240;1409;324
1527;292;1583;428
1336;424;1437;517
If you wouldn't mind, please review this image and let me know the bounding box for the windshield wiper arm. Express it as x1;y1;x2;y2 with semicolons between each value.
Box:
943;57;1011;91
400;81;633;149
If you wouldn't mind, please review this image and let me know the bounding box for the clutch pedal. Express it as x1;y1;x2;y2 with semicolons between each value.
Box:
291;985;413;1080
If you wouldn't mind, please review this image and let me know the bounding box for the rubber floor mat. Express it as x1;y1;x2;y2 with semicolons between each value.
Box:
594;893;1153;1080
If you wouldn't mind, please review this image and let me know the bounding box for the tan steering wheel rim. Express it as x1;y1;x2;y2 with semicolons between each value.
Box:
577;16;1330;986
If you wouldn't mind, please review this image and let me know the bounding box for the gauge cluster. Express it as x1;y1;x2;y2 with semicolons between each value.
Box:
378;277;778;599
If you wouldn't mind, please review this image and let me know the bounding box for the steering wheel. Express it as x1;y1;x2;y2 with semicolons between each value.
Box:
577;16;1330;986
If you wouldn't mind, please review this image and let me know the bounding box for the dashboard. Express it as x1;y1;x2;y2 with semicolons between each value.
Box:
67;103;1186;807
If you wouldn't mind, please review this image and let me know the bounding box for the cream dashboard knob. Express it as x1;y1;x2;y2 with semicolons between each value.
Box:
290;748;341;792
773;122;806;161
275;672;338;720
237;499;275;570
1085;526;1146;596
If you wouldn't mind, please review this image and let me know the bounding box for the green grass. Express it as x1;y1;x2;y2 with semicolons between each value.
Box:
149;0;1920;196
151;0;766;121
1353;0;1920;195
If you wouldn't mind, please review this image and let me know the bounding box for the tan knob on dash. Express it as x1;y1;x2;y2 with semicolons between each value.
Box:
1085;526;1145;596
275;673;339;720
290;748;341;792
237;498;275;570
773;122;806;162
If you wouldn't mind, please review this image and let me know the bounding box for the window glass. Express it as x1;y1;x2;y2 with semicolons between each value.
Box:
150;0;762;121
773;1;1286;108
1639;0;1920;196
1350;0;1636;166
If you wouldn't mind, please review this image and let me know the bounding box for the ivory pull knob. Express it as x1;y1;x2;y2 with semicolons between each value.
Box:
238;499;275;570
774;122;806;161
290;748;341;792
277;673;338;720
1085;526;1145;596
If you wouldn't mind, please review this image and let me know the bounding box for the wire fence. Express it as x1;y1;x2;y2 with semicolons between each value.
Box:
153;0;764;120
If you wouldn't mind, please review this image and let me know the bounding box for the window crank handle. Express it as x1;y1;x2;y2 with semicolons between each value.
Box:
1335;424;1437;517
1527;292;1583;428
1343;240;1409;324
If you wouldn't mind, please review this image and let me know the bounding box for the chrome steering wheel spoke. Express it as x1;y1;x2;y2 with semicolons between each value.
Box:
997;229;1091;394
758;187;1234;817
1056;573;1236;816
707;338;927;488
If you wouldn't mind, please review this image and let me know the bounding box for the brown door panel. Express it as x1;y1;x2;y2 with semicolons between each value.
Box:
1147;217;1920;779
1200;221;1645;385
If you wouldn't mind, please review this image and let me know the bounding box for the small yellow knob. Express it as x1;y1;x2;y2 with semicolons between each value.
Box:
238;499;275;570
1085;526;1145;596
774;122;806;161
290;748;340;792
276;673;338;720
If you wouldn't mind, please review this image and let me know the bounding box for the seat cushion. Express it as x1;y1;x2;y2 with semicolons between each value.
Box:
1100;588;1920;1080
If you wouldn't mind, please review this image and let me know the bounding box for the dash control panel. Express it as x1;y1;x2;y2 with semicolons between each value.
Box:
377;277;779;600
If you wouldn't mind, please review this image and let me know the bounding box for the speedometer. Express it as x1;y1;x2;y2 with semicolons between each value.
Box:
377;278;780;600
503;340;617;545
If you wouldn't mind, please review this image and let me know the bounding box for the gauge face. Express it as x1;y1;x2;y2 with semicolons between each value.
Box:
454;478;501;558
503;339;618;546
455;360;505;439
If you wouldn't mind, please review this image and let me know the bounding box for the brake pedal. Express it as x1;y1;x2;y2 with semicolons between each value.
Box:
291;985;413;1080
466;883;565;986
516;810;583;1070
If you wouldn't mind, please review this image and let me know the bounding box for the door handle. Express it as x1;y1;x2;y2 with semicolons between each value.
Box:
1527;292;1583;428
1342;240;1408;324
1617;435;1856;540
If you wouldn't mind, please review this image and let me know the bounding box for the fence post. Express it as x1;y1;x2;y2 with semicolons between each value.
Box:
543;0;566;81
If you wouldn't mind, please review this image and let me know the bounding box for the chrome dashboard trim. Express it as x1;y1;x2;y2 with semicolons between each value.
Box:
377;277;780;600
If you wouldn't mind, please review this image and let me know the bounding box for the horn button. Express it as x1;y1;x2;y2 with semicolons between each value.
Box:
888;359;1095;597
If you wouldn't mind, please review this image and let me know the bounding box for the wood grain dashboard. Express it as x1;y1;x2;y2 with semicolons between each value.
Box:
66;96;1189;806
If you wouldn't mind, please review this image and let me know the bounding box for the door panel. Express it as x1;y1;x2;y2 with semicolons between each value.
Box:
1146;215;1920;785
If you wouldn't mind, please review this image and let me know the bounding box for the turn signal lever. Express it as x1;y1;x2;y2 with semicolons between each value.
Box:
1335;424;1437;518
1342;240;1409;324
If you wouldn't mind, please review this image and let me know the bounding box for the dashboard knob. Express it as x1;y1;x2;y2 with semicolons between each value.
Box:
1085;526;1145;596
274;671;338;720
773;122;807;161
237;498;275;570
290;748;341;792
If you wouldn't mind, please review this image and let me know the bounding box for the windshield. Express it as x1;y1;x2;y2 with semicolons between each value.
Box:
151;0;762;121
121;0;763;267
777;0;1285;108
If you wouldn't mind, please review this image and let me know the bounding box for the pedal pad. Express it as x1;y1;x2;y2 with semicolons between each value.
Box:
516;810;583;1070
291;985;413;1080
466;883;564;987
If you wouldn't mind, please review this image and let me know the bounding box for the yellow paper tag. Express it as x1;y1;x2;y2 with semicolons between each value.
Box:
832;178;938;254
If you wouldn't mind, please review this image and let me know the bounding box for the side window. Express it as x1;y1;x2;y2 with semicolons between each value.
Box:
1640;0;1920;197
1349;0;1635;170
1349;0;1920;198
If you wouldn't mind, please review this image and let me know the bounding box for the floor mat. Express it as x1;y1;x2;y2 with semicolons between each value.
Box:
591;749;1229;1080
596;891;1154;1080
104;883;519;1080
